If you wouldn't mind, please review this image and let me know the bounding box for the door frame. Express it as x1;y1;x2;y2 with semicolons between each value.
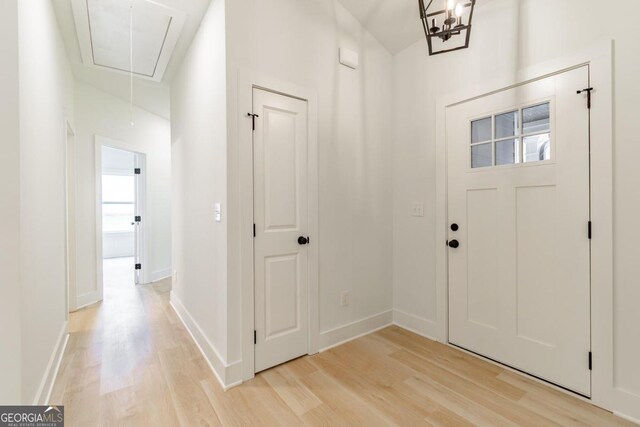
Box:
64;118;77;314
94;136;148;299
238;69;319;381
434;41;614;409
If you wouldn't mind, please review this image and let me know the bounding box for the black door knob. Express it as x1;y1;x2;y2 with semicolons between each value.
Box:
448;239;460;248
298;236;309;245
450;223;459;231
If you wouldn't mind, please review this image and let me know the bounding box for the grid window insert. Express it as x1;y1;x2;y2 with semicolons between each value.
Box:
470;102;551;168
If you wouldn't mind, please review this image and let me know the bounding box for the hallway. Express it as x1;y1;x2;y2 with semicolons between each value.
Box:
50;278;632;426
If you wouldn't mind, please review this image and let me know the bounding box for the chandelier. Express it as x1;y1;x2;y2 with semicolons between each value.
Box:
419;0;476;55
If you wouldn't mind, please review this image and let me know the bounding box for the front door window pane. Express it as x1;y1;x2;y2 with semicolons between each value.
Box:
523;133;551;162
495;111;519;139
496;139;519;165
471;143;492;168
471;117;492;143
523;103;550;134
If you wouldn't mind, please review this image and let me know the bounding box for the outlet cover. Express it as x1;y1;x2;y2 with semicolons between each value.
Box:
411;202;424;217
340;291;349;307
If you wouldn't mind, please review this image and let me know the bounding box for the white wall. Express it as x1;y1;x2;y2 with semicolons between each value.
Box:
75;81;171;303
170;0;230;365
17;0;75;404
392;0;640;418
0;0;21;405
225;0;393;362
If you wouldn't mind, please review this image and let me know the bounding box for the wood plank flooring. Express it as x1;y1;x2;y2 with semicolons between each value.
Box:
51;266;635;426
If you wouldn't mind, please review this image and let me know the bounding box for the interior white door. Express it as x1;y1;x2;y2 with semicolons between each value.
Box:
133;154;143;285
447;66;591;395
253;88;309;373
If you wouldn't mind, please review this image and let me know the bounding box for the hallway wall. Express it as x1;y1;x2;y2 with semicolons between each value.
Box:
17;0;75;404
391;0;640;420
74;82;172;305
0;0;21;405
225;0;393;365
170;0;230;371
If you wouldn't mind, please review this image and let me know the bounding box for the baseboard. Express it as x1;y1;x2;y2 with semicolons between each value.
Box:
33;322;68;405
149;267;172;283
170;292;242;390
76;290;101;309
613;388;640;423
392;309;439;341
318;310;393;352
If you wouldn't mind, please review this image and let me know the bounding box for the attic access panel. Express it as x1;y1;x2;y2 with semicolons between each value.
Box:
71;0;185;82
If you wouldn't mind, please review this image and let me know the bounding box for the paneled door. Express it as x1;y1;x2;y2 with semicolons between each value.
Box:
253;88;309;373
447;66;591;396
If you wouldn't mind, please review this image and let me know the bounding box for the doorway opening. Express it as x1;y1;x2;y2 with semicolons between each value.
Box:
100;145;145;293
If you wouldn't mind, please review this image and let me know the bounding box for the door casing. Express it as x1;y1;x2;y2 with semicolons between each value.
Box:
239;69;320;382
434;41;614;410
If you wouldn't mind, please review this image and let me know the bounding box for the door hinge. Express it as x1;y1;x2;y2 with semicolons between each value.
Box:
135;263;142;270
588;351;592;370
253;223;256;237
254;330;257;344
247;113;259;131
134;168;141;175
577;87;594;109
588;221;592;239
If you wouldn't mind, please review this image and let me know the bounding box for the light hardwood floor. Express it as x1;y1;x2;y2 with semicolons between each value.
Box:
51;265;635;426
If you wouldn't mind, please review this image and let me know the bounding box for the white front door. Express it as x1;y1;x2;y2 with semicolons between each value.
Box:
253;88;309;373
447;66;591;395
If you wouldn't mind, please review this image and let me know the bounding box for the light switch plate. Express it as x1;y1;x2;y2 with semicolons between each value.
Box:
411;202;424;217
214;202;222;222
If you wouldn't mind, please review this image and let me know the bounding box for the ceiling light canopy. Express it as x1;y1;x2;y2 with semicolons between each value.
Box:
419;0;476;55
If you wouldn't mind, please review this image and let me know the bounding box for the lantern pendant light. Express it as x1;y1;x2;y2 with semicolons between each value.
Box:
419;0;476;55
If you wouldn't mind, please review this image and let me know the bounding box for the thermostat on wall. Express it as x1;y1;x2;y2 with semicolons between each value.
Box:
339;48;359;69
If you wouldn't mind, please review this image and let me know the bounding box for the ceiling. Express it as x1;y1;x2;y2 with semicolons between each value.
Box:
337;0;493;55
53;0;211;118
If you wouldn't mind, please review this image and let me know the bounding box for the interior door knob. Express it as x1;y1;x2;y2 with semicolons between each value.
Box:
448;239;460;248
298;236;309;245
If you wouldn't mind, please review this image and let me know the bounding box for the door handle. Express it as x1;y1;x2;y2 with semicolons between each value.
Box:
448;239;460;248
298;236;309;245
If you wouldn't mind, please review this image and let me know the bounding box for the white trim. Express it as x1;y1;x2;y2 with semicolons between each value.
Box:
149;267;172;282
319;310;393;352
393;309;439;342
76;291;101;309
434;40;614;410
238;69;320;382
64;118;77;314
170;292;242;389
614;409;640;426
95;136;149;296
69;0;186;82
33;322;68;405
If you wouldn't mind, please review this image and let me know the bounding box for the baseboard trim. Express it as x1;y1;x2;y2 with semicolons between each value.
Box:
33;322;68;405
170;292;242;390
76;291;100;309
392;309;439;341
318;310;393;352
149;267;172;283
613;388;640;423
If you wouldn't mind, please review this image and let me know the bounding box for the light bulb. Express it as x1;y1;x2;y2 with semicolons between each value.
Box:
455;2;464;17
447;0;455;10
